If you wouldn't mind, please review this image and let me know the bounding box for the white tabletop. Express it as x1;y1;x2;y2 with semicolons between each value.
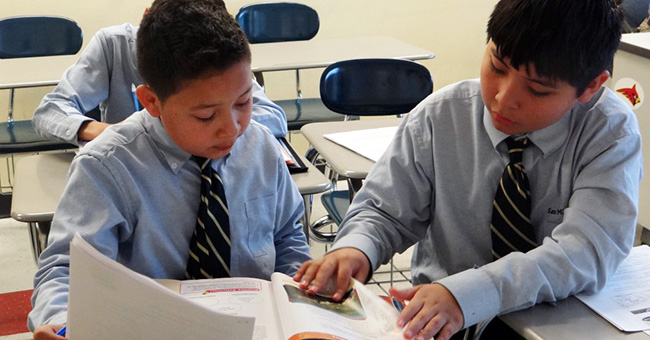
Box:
500;297;650;340
1;36;434;90
251;36;435;72
620;32;650;59
0;54;77;90
300;118;402;179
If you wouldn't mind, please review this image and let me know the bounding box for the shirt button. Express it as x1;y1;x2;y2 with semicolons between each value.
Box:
171;163;177;169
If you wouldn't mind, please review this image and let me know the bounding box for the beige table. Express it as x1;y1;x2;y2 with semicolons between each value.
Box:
250;36;435;72
300;118;402;195
500;296;650;340
0;55;77;90
11;144;330;263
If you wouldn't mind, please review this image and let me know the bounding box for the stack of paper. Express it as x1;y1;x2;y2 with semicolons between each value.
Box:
576;245;650;333
323;126;398;162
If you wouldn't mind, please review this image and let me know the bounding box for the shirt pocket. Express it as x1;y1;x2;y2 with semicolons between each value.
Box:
244;193;276;258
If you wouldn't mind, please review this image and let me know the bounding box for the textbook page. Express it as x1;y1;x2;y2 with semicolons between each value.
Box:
577;245;650;332
176;278;283;340
67;233;255;340
270;272;404;340
323;126;398;162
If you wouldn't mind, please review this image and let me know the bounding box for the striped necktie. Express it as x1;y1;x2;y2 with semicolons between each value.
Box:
490;137;537;260
185;157;231;279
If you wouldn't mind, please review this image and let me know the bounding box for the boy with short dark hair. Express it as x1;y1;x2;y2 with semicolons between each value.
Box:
29;0;310;338
295;1;642;339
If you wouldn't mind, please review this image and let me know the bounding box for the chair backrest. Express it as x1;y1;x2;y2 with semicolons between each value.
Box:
236;2;319;44
319;58;434;116
621;0;650;30
0;16;83;59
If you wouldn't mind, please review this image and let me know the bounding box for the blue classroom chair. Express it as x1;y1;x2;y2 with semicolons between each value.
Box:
310;58;434;243
236;2;346;131
0;16;82;217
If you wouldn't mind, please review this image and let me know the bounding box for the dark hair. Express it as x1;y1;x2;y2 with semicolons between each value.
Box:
137;0;250;101
487;0;623;95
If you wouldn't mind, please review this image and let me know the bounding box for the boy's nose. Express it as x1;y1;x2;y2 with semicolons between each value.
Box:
216;113;240;138
495;78;521;110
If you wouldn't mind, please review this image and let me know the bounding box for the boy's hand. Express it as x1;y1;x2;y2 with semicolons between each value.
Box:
390;284;464;340
293;248;370;301
33;324;66;340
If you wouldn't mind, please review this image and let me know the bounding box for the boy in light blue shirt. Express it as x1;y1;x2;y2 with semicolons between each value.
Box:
295;1;642;339
30;1;310;338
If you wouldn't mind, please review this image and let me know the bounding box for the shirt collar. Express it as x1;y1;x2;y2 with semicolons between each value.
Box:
483;105;572;157
140;111;194;174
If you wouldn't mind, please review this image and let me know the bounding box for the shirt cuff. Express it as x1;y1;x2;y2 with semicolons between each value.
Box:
47;311;68;327
330;234;382;272
59;115;94;144
436;267;501;328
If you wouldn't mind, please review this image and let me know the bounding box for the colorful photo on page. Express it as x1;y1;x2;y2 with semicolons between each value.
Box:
282;284;366;319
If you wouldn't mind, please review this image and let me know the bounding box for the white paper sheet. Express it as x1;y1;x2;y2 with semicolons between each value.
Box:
67;233;255;340
576;245;650;332
323;126;398;162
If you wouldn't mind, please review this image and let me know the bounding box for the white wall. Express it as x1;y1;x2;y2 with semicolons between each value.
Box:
1;0;498;122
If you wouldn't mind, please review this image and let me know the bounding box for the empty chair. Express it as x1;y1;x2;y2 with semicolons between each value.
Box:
310;58;434;243
0;16;82;216
235;2;345;131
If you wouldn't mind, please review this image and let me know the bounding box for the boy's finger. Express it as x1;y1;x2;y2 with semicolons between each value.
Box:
389;286;418;300
307;258;339;294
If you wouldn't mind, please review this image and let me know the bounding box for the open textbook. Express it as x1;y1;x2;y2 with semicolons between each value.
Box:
67;233;404;340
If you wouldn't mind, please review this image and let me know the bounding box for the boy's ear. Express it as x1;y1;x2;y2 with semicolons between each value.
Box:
136;85;163;118
577;70;610;103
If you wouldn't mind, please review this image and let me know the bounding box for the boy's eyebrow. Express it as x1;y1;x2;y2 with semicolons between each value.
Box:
490;48;557;89
189;85;254;110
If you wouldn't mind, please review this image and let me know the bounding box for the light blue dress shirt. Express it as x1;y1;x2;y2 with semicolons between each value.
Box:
331;79;642;328
32;23;288;144
28;110;310;330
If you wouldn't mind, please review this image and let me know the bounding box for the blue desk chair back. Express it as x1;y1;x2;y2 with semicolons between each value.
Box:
236;2;344;131
311;58;433;242
236;2;319;44
0;16;82;217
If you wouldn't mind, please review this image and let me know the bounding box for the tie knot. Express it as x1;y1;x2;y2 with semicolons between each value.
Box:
192;156;211;172
505;137;529;164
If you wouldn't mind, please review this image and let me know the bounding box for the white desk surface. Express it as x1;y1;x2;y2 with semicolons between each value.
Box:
0;54;77;90
1;36;433;90
500;296;650;340
300;118;402;179
250;36;435;72
11;147;330;223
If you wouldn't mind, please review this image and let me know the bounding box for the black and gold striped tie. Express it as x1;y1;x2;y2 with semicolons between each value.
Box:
490;137;537;260
185;157;231;279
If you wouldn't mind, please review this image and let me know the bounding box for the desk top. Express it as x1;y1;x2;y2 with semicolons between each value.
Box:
300;118;402;179
620;32;650;60
0;55;77;90
1;36;433;90
500;296;650;340
11;147;330;223
251;36;435;73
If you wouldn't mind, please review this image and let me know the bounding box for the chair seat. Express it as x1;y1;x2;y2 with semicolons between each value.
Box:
276;98;347;131
0;121;76;154
320;189;351;225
